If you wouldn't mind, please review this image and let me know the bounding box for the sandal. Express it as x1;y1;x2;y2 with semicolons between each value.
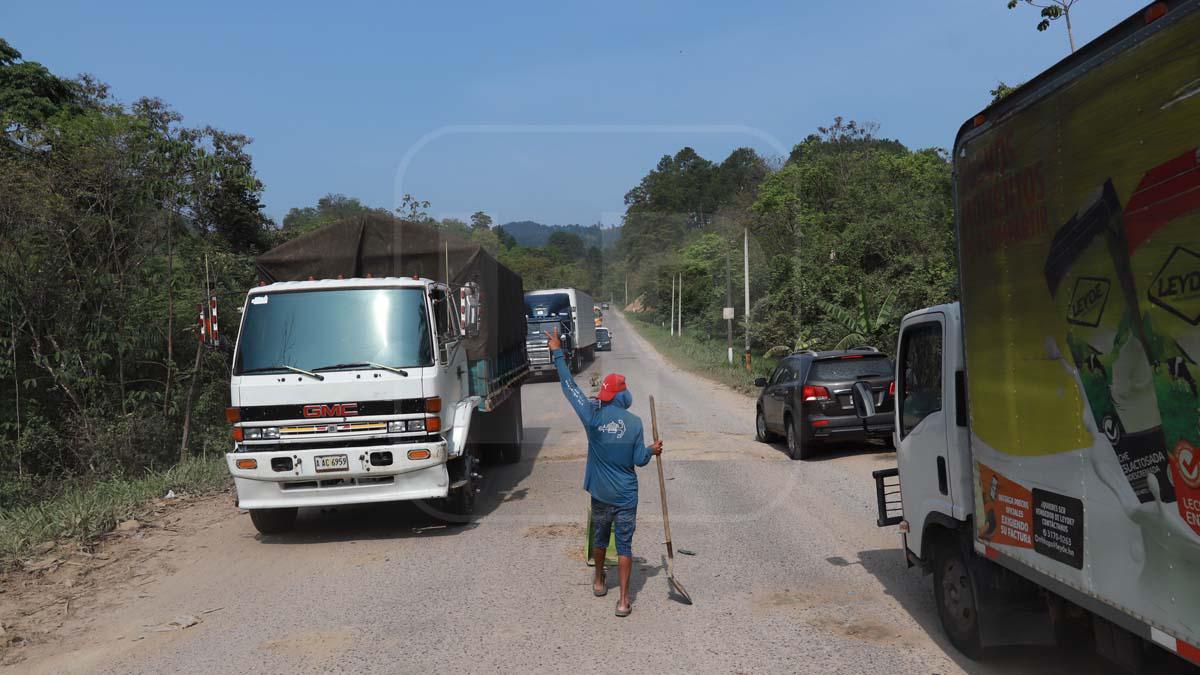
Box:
615;602;632;617
593;570;607;597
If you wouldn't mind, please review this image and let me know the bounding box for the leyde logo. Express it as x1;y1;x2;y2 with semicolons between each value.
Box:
1171;441;1200;536
1067;277;1110;327
1150;247;1200;326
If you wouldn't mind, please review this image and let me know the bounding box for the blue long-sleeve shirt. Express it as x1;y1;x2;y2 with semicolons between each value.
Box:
552;348;652;508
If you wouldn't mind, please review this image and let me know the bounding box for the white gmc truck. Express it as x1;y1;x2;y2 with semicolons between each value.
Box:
226;217;528;534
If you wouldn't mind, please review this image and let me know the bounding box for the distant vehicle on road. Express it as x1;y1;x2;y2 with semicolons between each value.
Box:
754;348;894;460
601;302;609;310
525;288;596;375
596;326;612;351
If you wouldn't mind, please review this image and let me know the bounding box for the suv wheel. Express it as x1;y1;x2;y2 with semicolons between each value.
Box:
786;417;808;460
755;408;775;443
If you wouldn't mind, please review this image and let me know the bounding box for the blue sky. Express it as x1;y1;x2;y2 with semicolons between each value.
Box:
2;0;1138;227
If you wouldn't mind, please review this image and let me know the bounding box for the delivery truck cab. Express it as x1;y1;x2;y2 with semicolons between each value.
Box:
225;216;528;534
524;287;596;375
869;2;1200;670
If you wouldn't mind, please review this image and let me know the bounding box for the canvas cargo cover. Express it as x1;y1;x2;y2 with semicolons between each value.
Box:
256;214;526;361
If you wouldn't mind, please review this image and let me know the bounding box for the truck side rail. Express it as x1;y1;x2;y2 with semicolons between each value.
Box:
872;467;903;527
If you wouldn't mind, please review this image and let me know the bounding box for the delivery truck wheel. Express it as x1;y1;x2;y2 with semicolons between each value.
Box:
249;507;297;535
933;540;983;659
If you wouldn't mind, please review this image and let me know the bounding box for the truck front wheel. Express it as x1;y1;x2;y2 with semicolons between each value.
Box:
443;452;479;519
249;507;297;535
934;540;983;659
498;394;524;464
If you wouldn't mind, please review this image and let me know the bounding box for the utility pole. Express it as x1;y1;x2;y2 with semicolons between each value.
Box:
744;227;751;370
726;249;733;364
670;274;675;336
678;273;683;338
624;275;628;307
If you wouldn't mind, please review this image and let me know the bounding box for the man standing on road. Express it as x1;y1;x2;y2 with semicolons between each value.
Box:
546;329;662;617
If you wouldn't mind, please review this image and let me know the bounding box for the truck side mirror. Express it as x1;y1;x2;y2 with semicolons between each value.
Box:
851;381;876;419
458;284;481;338
754;377;768;388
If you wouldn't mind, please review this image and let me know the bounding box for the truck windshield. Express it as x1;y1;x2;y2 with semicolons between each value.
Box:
235;288;434;375
525;293;572;318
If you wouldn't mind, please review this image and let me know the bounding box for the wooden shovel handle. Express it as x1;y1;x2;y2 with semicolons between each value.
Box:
650;397;674;551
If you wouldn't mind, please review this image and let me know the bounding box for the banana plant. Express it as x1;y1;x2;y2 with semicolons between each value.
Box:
817;283;898;350
765;331;818;358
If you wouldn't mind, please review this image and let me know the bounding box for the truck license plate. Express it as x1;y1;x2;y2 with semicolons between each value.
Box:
314;454;349;473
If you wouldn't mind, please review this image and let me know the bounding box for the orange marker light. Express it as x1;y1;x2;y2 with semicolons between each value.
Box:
425;396;442;413
407;449;431;461
235;458;257;470
973;113;986;128
225;407;241;423
1146;2;1168;23
231;427;245;442
425;416;441;433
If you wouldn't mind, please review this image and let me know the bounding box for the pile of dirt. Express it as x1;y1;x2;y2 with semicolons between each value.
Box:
623;295;646;313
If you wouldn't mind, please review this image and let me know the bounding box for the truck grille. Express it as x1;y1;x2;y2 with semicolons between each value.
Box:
528;347;551;365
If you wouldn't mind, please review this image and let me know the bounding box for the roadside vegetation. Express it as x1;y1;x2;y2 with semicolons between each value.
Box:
0;457;227;563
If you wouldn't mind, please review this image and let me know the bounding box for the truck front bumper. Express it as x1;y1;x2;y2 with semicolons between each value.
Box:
226;440;449;510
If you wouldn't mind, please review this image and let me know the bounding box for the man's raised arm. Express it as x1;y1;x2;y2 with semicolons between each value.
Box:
547;330;591;423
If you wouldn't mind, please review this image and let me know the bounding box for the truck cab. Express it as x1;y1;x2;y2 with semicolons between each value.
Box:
226;276;519;534
889;303;973;563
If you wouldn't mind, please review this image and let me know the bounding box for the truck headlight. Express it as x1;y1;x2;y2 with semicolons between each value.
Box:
388;420;407;433
407;419;426;432
243;427;279;441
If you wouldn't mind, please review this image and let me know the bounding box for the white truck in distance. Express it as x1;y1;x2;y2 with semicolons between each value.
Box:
869;3;1200;670
525;287;596;375
226;217;528;534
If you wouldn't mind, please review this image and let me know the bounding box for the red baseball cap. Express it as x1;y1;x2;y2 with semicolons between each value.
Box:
597;373;626;402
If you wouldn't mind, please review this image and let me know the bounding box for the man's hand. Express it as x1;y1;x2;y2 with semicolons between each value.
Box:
545;329;562;351
650;440;663;456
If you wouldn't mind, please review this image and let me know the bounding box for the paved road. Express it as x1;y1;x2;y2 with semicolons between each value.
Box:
11;310;1129;674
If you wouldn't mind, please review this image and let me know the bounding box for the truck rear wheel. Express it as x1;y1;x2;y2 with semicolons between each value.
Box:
933;539;983;659
249;507;297;535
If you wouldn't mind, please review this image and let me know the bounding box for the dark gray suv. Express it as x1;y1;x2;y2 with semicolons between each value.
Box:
754;348;895;459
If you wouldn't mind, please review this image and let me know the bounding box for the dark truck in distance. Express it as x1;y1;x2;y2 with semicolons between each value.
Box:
755;348;895;460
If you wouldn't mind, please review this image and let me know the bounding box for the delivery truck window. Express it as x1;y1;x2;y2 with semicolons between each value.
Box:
899;322;942;438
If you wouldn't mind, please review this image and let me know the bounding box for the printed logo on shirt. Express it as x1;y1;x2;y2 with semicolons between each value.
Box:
597;419;626;438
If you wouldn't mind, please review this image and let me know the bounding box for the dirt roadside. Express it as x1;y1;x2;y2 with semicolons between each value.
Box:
0;490;239;670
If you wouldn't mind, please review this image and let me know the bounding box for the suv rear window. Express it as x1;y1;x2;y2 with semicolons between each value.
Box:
809;356;893;381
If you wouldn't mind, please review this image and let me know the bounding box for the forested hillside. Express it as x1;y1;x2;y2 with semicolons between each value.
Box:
606;118;957;356
497;221;620;250
0;39;274;501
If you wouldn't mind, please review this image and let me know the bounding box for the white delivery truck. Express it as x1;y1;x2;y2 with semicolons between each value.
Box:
524;287;596;375
226;215;528;534
869;1;1200;670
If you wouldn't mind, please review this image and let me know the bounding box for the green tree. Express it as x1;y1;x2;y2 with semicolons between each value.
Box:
989;81;1021;105
1006;0;1079;52
470;211;492;231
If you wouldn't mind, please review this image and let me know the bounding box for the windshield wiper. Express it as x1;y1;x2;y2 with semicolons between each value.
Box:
241;365;325;381
313;361;409;377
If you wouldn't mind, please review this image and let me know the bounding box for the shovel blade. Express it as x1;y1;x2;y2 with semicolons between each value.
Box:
668;575;693;605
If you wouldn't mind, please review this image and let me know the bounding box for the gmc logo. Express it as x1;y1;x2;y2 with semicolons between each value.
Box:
303;403;359;418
